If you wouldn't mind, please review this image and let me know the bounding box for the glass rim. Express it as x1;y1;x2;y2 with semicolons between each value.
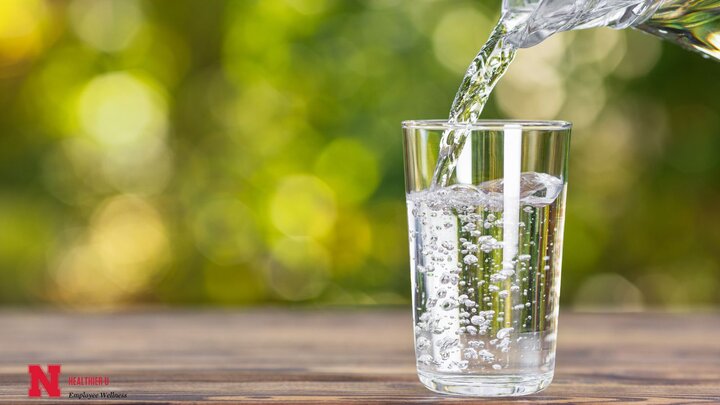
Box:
402;119;572;131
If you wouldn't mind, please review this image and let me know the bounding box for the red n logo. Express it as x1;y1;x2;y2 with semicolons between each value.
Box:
28;364;61;397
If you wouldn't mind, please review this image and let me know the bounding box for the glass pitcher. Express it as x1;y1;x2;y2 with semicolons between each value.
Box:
503;0;720;60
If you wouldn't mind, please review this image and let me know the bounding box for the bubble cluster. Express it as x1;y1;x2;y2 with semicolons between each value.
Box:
408;173;564;375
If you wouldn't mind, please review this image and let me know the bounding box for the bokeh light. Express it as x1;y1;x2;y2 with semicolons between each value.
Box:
270;175;337;239
88;195;169;289
432;6;491;74
496;34;567;118
50;195;169;307
69;0;143;53
315;138;380;205
77;71;167;147
0;0;50;74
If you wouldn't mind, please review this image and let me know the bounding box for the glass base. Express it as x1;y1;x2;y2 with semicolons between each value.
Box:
418;371;553;397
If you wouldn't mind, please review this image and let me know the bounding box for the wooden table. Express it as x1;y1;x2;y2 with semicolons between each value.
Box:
1;310;719;403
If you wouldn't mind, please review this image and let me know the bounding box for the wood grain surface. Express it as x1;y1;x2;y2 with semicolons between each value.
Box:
0;310;719;403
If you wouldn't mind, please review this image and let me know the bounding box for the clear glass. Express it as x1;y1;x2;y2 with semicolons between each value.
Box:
402;120;572;396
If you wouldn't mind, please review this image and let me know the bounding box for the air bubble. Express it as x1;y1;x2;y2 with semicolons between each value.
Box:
463;348;479;359
416;336;430;351
496;327;514;339
418;354;435;365
478;349;495;361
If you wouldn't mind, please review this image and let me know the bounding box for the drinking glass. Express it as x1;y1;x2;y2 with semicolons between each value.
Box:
403;120;571;396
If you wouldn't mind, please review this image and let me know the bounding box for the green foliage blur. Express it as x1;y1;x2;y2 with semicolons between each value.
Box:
0;0;718;309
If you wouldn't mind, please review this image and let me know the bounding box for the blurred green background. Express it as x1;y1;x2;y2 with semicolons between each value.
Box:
0;0;718;309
